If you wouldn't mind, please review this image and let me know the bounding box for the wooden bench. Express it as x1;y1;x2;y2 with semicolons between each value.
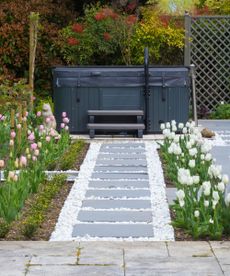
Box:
87;110;145;138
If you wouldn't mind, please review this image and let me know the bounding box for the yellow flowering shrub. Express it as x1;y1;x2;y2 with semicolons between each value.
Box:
131;7;184;65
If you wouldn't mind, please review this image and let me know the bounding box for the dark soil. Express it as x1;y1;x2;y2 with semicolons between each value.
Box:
2;142;89;241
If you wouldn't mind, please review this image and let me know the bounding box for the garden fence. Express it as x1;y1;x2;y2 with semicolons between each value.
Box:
184;14;230;114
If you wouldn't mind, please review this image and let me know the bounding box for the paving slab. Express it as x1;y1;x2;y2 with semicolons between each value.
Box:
27;264;123;276
94;166;147;172
72;224;154;237
81;199;151;209
77;210;153;222
97;154;146;160
125;256;223;276
91;172;148;180
210;241;230;275
166;188;177;205
0;256;30;276
85;189;151;198
96;159;147;166
101;143;145;148
211;146;230;175
88;180;149;189
100;148;145;154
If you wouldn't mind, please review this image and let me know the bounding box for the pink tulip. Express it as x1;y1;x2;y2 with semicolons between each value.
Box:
39;125;44;131
60;123;65;128
1;116;5;121
31;143;37;150
10;131;16;139
0;160;5;168
62;112;67;118
17;124;21;129
32;156;37;161
37;111;42;117
50;115;55;121
34;149;39;156
19;156;27;167
50;129;56;137
13;175;18;182
28;133;35;141
46;136;51;142
63;117;69;124
46;117;51;123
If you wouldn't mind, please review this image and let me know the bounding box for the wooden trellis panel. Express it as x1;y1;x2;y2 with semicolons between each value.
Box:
184;15;230;113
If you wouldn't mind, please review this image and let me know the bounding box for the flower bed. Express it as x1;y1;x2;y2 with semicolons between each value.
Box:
160;121;230;240
0;108;88;239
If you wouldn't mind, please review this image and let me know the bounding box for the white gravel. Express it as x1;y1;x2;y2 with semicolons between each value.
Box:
145;141;175;241
49;142;102;241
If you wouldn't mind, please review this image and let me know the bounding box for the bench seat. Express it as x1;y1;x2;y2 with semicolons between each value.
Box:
88;110;144;116
87;123;145;130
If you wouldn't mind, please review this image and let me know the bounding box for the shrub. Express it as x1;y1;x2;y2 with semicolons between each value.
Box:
130;7;184;65
0;218;10;238
209;104;230;119
0;0;75;87
56;4;138;65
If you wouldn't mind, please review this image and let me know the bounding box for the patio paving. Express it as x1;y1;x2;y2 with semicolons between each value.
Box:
0;241;229;275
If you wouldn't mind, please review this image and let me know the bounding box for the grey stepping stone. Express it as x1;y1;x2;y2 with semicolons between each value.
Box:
89;180;149;189
101;143;145;148
94;166;148;172
100;148;145;154
96;160;147;167
77;210;152;222
72;224;154;237
85;189;151;198
97;154;146;160
92;173;148;180
82;199;151;209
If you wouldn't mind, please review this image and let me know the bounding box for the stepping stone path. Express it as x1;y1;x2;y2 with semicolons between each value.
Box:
72;143;154;238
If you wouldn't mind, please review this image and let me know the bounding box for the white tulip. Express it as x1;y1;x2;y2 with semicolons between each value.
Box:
179;199;185;207
189;148;197;157
186;122;191;128
217;182;225;193
212;200;218;209
160;123;165;130
182;127;188;134
174;136;180;143
176;189;185;200
172;125;177;132
201;143;212;153
194;210;200;217
186;142;192;149
205;153;212;161
178;123;184;129
204;200;209;207
225;193;230;206
222;174;229;184
193;175;200;184
209;218;214;224
212;191;220;201
208;164;222;179
166;122;171;129
200;154;205;160
188;159;196;168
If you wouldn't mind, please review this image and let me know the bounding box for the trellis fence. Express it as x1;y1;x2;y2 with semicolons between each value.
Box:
184;15;230;114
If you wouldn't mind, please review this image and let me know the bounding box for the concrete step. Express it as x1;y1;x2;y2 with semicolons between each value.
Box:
91;173;148;180
94;166;148;173
95;159;147;167
88;180;149;189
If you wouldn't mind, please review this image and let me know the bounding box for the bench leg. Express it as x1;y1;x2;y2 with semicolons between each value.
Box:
89;115;94;123
137;130;143;138
137;115;142;124
89;129;95;139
